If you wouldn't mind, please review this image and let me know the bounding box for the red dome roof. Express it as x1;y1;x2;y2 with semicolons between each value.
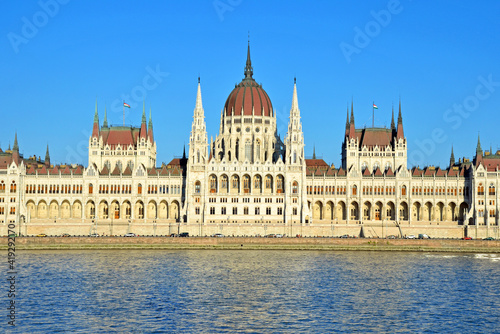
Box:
224;80;273;117
223;42;273;117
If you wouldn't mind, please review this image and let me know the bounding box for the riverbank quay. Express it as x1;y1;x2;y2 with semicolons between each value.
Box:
4;237;500;252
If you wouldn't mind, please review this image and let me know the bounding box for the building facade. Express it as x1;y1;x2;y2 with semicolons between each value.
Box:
1;44;500;238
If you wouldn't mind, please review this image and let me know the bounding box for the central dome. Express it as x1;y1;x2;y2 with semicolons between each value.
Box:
223;43;273;117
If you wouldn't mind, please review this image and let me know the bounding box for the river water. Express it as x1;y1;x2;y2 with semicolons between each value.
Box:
6;250;500;333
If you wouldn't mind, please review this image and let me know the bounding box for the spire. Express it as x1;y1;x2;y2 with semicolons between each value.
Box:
140;101;147;139
12;132;19;152
396;99;404;140
391;105;395;130
291;77;299;112
183;144;186;160
449;146;455;168
312;145;316;159
148;107;154;143
45;144;50;166
244;40;253;79
92;100;100;138
345;106;350;137
103;105;108;128
349;99;355;139
350;99;355;125
195;77;203;112
476;133;482;153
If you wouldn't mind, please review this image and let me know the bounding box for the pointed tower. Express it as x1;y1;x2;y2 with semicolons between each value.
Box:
312;145;316;159
396;100;404;140
285;77;305;166
188;77;208;166
45;144;50;166
148;108;154;143
349;100;355;139
92;101;100;138
449;146;455;168
244;41;253;79
345;107;350;138
391;105;395;131
11;133;20;165
140;101;147;140
103;105;108;128
475;133;483;167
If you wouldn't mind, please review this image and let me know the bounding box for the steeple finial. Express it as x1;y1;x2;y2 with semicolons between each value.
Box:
94;99;99;123
346;106;350;129
312;145;316;159
12;132;19;152
148;107;153;128
350;99;355;124
398;99;403;124
142;101;146;124
195;77;203;111
244;39;253;79
182;144;186;159
45;144;50;165
103;105;108;128
450;145;455;167
477;133;482;153
291;77;299;111
391;104;395;130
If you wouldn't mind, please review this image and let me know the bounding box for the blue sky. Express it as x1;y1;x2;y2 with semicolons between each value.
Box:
2;1;500;168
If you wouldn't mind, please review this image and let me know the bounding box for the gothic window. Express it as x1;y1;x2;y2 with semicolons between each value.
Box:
292;181;298;194
221;175;228;191
104;160;111;171
116;161;122;172
265;175;272;190
231;175;239;191
209;175;217;193
233;207;237;215
266;207;271;215
210;207;215;215
221;207;226;215
244;207;249;215
197;150;200;164
88;183;93;194
276;175;284;193
0;181;5;193
293;150;297;163
245;140;252;162
361;162;368;171
254;175;262;192
478;183;484;195
256;140;261;161
195;181;201;193
401;185;407;196
137;184;142;195
235;139;239;160
352;185;357;196
243;175;251;193
255;207;260;215
489;184;495;196
10;181;16;193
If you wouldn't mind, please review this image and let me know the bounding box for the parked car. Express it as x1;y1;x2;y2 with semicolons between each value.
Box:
340;234;350;238
418;234;430;239
275;234;284;238
36;234;47;237
89;233;99;237
169;233;178;237
212;233;224;237
265;234;276;238
387;235;397;239
61;233;71;237
406;235;416;239
124;233;137;237
179;232;189;237
483;237;495;240
462;236;473;240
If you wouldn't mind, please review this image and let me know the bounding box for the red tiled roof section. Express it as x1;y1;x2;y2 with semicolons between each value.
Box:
359;128;392;148
362;168;371;176
104;127;137;148
306;159;329;168
483;156;500;171
374;167;383;176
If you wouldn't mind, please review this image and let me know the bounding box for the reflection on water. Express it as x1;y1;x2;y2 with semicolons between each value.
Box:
11;251;500;333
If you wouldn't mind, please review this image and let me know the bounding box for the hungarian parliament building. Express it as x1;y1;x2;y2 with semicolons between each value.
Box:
2;45;500;237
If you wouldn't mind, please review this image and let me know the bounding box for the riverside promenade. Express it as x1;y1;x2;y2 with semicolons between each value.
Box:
5;237;500;253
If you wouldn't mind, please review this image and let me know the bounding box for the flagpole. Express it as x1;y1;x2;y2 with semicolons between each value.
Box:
372;101;374;128
123;100;125;126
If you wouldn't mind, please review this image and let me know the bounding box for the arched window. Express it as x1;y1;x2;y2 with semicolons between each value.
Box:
10;181;16;193
265;175;272;190
292;181;298;194
0;181;5;193
276;175;284;193
232;175;239;191
221;175;228;191
194;181;201;193
127;160;134;171
104;160;111;170
401;185;407;196
235;139;239;160
88;183;93;194
293;150;297;164
478;183;484;195
245;140;252;162
256;140;261;161
352;185;357;196
243;175;250;193
254;175;262;192
197;150;200;164
489;184;495;196
138;183;142;195
209;175;217;193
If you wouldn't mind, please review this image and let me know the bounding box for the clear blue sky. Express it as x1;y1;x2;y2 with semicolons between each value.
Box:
2;1;500;168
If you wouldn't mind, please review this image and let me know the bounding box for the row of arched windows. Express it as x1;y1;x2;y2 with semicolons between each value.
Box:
203;174;285;194
0;181;16;193
25;184;83;194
